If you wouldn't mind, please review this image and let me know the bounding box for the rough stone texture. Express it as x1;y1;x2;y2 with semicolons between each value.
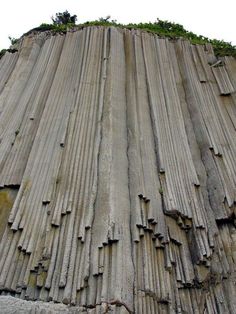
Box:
0;295;129;313
0;26;236;313
0;296;76;313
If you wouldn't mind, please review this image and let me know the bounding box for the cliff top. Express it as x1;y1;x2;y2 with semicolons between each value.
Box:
1;18;236;59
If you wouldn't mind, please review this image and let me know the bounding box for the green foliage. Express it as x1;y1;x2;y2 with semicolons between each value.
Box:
35;23;73;33
51;10;77;25
0;48;18;60
28;10;78;34
209;39;236;57
1;37;19;59
8;36;18;45
123;20;236;57
24;16;236;58
0;49;7;59
98;15;111;22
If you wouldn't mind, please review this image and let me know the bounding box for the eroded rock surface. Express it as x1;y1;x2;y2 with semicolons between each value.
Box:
0;27;236;313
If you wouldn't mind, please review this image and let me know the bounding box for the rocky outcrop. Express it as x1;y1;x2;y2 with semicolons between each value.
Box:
0;26;236;313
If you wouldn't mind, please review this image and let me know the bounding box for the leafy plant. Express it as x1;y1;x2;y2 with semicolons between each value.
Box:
124;20;236;57
51;10;77;25
0;49;7;59
98;15;111;23
0;48;18;60
22;15;236;58
8;36;18;45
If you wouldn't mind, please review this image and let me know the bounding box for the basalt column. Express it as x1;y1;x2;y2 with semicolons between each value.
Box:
0;27;236;313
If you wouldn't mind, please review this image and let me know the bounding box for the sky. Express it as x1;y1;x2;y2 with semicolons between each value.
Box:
0;0;235;50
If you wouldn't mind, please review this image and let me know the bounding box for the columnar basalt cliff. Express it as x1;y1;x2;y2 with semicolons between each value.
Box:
0;26;236;313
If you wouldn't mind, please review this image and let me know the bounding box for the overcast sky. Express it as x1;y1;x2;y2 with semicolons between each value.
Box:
0;0;235;50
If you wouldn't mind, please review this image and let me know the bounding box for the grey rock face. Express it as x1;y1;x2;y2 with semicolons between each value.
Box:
0;296;74;313
0;26;236;313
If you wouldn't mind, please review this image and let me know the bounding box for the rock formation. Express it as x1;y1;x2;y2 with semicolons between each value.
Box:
0;26;236;313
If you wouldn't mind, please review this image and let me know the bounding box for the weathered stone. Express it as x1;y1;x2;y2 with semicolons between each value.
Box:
0;26;235;313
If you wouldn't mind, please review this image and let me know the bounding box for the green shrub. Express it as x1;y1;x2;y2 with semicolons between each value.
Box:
52;11;77;25
21;16;236;58
8;36;18;45
0;49;7;59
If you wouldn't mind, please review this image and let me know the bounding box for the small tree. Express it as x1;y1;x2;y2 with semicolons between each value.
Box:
52;10;77;25
98;15;111;22
8;36;18;45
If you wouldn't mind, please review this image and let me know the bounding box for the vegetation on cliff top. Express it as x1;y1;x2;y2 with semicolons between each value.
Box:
51;10;77;26
1;12;236;58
